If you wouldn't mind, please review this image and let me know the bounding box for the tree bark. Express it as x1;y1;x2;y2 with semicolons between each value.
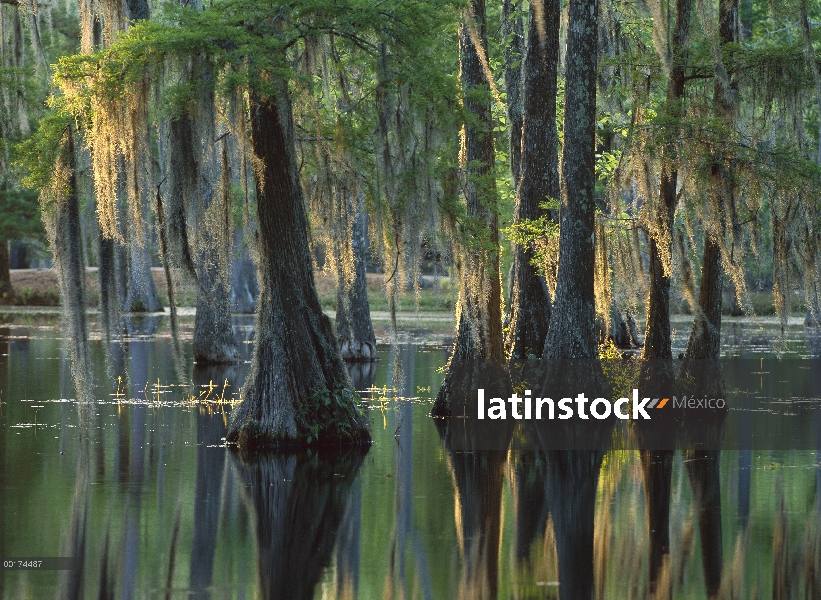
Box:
51;128;93;399
506;0;560;360
501;0;524;188
193;142;240;364
643;0;692;361
335;198;377;362
542;0;599;360
680;0;738;396
434;0;504;413
226;87;369;448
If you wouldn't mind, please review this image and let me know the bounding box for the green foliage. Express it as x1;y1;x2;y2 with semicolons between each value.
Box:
0;189;43;242
14;108;73;194
297;385;368;445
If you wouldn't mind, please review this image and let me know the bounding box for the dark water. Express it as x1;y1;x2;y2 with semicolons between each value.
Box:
1;314;820;598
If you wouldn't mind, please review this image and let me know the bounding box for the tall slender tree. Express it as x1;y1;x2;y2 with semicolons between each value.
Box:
506;0;560;360
543;0;600;360
433;0;505;413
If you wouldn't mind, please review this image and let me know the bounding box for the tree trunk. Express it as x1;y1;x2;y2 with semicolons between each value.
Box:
50;128;93;399
680;0;738;395
336;198;377;362
0;240;10;298
230;227;258;314
98;230;124;343
193;142;240;364
506;0;560;360
542;0;599;360
501;0;524;188
123;236;163;312
193;255;239;363
434;0;504;414
643;0;692;361
226;87;369;449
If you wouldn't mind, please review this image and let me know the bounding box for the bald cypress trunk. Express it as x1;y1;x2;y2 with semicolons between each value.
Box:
51;128;92;398
226;87;369;449
680;0;737;396
501;0;524;188
432;0;504;416
643;0;692;362
193;142;240;364
542;0;599;360
506;0;560;360
433;0;504;414
335;199;377;362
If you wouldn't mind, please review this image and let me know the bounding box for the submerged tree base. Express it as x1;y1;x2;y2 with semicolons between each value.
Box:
432;358;511;418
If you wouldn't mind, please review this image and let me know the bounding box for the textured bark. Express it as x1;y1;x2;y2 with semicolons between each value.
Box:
193;258;239;363
123;236;163;312
434;0;504;413
506;0;560;360
193;142;240;364
98;232;124;342
643;0;692;361
680;0;737;394
335;200;377;362
542;0;599;360
52;128;93;399
501;0;524;187
226;87;369;448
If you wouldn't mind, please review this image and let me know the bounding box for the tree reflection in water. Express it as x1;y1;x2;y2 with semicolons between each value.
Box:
231;448;367;600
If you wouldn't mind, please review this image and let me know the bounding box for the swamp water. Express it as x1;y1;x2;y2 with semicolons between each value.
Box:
0;313;820;598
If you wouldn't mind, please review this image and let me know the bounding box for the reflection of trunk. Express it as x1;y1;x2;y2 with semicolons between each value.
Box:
510;451;549;563
231;449;367;599
226;87;369;448
685;450;723;598
542;0;598;360
434;0;503;414
440;436;507;599
544;451;603;600
120;316;153;600
189;365;232;599
641;450;674;597
387;345;416;597
336;201;376;362
644;0;692;361
231;227;258;314
506;0;559;360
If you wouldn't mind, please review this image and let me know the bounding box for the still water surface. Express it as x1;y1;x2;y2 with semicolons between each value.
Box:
1;314;820;598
